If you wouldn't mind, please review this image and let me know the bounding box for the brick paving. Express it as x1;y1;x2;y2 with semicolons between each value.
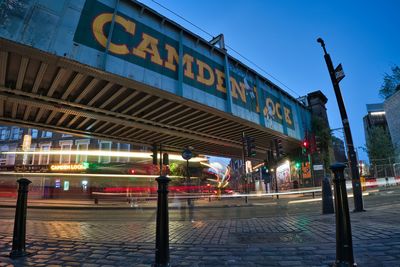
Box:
0;202;399;266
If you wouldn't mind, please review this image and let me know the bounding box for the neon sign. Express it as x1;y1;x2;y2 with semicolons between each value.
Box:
50;164;87;172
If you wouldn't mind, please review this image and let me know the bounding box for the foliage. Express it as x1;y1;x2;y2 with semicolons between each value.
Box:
311;115;332;171
366;126;396;164
169;162;186;177
379;65;400;99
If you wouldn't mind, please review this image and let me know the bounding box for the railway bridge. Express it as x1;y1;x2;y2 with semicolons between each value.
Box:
0;0;312;159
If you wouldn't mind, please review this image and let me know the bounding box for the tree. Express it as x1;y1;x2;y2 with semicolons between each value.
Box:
379;65;400;99
366;126;396;164
311;115;332;172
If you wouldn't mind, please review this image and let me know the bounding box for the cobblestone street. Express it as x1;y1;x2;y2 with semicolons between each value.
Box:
1;198;400;266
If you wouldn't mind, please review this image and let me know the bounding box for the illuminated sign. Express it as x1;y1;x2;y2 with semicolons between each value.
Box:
63;181;70;191
50;164;87;172
14;165;49;173
55;179;61;188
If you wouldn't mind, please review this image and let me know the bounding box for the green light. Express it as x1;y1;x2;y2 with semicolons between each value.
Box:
295;162;301;169
82;162;90;169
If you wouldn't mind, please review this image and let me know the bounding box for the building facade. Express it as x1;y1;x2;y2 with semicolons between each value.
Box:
384;90;400;152
363;103;390;143
0;125;137;166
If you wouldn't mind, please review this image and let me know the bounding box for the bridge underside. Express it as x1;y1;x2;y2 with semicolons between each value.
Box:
0;39;300;159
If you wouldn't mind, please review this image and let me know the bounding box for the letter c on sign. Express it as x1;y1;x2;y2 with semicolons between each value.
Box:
92;13;136;55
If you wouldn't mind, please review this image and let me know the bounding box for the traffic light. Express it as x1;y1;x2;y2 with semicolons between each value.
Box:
275;139;284;158
261;165;271;183
246;137;256;157
162;153;169;165
151;144;158;165
295;161;301;170
302;138;309;155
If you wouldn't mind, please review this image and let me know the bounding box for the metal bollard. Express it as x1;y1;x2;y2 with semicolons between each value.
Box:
154;175;171;267
10;178;32;258
322;176;334;214
330;163;356;267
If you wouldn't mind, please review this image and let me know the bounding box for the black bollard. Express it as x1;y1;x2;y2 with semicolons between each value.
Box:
10;178;31;258
322;176;334;214
154;175;171;267
330;163;356;267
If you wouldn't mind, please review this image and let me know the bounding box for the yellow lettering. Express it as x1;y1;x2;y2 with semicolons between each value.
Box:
132;33;163;65
284;107;293;126
215;69;226;93
164;44;179;71
275;102;283;120
196;59;215;86
264;98;275;117
164;47;194;79
92;13;135;55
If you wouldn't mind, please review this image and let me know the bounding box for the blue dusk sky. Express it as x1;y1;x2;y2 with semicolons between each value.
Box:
139;0;400;162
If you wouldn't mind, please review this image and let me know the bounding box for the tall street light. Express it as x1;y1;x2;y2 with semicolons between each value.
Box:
317;38;365;212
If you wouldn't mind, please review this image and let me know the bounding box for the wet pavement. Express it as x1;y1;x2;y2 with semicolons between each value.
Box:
0;189;399;266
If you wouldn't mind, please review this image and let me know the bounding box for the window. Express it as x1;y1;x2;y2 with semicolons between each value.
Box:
59;141;73;164
62;133;73;138
117;143;130;163
7;145;17;165
76;140;90;163
98;141;112;163
41;131;53;138
31;129;38;139
0;145;8;166
39;143;51;165
0;128;9;140
30;144;36;165
11;127;21;140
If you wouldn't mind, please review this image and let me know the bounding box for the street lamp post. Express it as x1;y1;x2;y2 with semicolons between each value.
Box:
317;38;365;212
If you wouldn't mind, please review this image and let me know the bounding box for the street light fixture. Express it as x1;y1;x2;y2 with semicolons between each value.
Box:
317;38;365;212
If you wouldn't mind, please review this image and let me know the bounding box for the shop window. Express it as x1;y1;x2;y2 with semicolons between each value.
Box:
39;144;51;165
76;140;90;163
0;145;8;166
59;141;72;164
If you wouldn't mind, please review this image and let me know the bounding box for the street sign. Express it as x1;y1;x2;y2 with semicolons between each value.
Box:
313;164;324;171
181;149;193;160
335;63;345;83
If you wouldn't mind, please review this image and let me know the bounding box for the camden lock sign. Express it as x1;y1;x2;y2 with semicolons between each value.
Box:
74;0;295;129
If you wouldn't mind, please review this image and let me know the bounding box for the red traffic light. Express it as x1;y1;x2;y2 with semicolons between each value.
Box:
302;140;309;148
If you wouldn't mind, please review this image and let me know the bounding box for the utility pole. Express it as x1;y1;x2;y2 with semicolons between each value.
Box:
317;38;364;212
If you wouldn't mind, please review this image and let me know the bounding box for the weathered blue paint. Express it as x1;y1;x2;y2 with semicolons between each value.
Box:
177;30;183;97
0;0;311;141
256;76;266;128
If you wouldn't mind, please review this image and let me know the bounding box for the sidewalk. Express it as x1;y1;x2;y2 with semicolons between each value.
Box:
0;189;399;266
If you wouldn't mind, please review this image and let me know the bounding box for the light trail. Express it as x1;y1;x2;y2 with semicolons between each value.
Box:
0;171;198;179
1;150;208;162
